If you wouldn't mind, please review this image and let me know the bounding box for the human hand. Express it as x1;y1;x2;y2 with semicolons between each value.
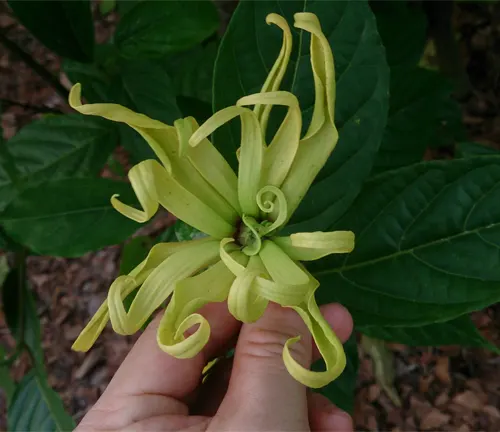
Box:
76;301;353;431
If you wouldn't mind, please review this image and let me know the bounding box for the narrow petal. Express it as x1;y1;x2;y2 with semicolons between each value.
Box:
190;106;264;216
72;240;200;351
228;255;268;323
293;13;335;137
238;91;301;189
219;238;246;276
278;14;339;220
113;159;234;238
259;240;310;286
273;231;355;261
69;84;172;169
175;117;240;214
71;85;238;223
157;256;246;358
256;14;293;132
256;185;288;234
284;287;346;388
109;240;220;335
71;301;110;352
255;270;315;307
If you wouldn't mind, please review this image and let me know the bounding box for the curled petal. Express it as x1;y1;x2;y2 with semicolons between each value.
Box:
256;185;288;235
294;13;335;137
72;240;203;351
259;240;309;286
109;240;220;335
238;92;301;189
255;273;313;307
273;231;355;261
70;85;237;223
240;215;262;256
175;117;240;213
284;287;346;388
189;106;264;217
256;14;293;131
157;256;246;358
113;159;234;238
228;254;268;323
278;14;339;220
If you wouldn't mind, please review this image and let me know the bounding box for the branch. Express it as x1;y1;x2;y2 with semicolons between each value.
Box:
0;98;62;114
0;31;69;101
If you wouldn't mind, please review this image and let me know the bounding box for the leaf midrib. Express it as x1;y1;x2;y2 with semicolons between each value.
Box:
3;205;112;222
315;221;500;276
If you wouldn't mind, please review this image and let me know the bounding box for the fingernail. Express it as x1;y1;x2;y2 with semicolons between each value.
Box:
329;411;353;431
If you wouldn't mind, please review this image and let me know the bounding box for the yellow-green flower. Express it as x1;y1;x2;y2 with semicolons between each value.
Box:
70;12;354;389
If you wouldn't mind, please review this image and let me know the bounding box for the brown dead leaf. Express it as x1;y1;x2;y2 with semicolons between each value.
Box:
420;409;451;430
453;390;485;411
420;375;434;393
435;391;450;407
483;405;500;419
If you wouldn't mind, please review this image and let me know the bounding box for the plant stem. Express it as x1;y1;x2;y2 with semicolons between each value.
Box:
0;31;69;101
0;98;62;114
14;248;27;349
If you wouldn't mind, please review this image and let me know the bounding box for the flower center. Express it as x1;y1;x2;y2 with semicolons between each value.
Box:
237;186;288;256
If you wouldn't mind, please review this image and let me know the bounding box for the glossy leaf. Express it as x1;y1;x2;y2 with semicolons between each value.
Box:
8;371;75;431
119;236;153;276
311;157;500;326
360;315;500;353
213;0;389;232
2;269;44;367
1;178;140;257
111;60;181;163
457;142;500;158
7;0;94;62
0;115;117;212
173;220;205;242
164;42;217;104
372;67;457;173
315;334;358;414
115;0;219;59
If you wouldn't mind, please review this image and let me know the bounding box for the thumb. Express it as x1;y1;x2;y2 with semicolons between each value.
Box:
212;302;311;431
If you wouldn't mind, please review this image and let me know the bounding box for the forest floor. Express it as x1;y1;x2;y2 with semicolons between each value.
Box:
1;1;500;430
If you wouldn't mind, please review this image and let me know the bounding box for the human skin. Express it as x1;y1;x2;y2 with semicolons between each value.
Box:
75;301;354;431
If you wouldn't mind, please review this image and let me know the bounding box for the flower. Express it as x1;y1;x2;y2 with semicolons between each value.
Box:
70;12;354;388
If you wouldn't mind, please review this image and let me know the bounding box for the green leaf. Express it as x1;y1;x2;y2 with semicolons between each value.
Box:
99;0;116;15
1;178;140;257
311;157;500;326
7;0;94;62
113;60;181;125
62;58;112;104
115;0;219;59
457;142;500;158
164;42;217;104
173;220;205;241
372;67;457;173
315;334;358;414
0;346;15;406
119;236;152;275
372;1;427;68
154;224;177;244
360;315;500;353
0;114;117;212
111;60;181;162
8;370;75;431
2;269;44;367
213;0;389;232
